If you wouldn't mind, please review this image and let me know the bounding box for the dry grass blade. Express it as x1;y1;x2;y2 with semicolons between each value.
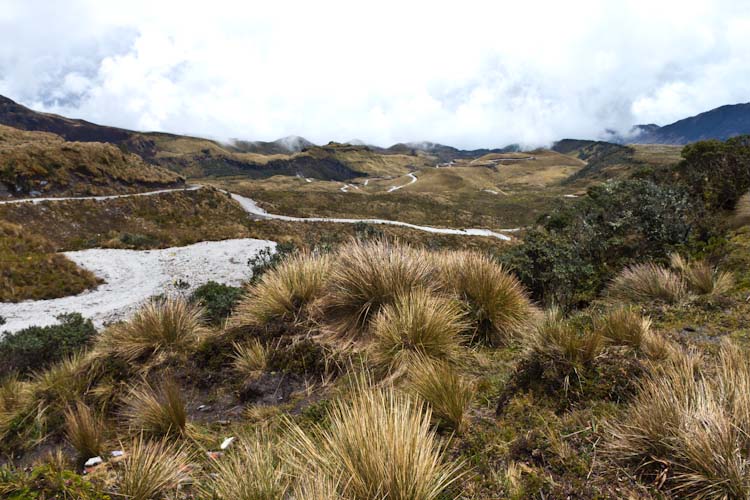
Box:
97;297;206;364
369;289;467;377
522;308;603;369
117;436;190;500
231;339;268;379
204;433;290;500
284;382;465;499
229;252;331;328
606;344;750;499
435;250;532;346
64;401;105;459
121;378;188;438
607;262;686;304
671;255;735;297
594;306;652;350
408;357;475;433
731;191;750;228
321;238;437;339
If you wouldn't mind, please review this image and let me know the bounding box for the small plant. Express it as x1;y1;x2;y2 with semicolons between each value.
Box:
231;340;268;379
594;306;651;350
230;252;330;328
284;382;464;499
436;250;533;346
408;357;475;433
189;281;243;325
369;289;466;377
64;401;106;460
670;253;735;297
121;379;188;438
117;436;190;500
97;297;206;364
322;239;436;338
0;313;96;378
247;241;297;283
607;262;686;304
203;433;290;500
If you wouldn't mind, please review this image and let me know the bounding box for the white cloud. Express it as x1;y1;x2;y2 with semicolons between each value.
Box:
1;0;749;148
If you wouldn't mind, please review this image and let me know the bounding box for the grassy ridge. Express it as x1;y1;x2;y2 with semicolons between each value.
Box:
0;221;100;302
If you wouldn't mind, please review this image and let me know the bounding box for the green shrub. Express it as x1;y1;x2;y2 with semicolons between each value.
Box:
502;180;699;308
189;281;243;325
247;241;297;283
0;313;96;378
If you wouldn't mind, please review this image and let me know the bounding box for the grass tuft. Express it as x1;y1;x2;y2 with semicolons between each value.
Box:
321;239;436;339
607;343;750;499
607;262;686;304
408;357;475;433
671;253;735;297
203;433;290;500
594;306;652;350
121;379;188;438
97;297;206;364
117;436;190;500
435;250;533;345
64;401;106;460
369;289;466;377
285;382;464;499
231;340;268;379
229;252;330;328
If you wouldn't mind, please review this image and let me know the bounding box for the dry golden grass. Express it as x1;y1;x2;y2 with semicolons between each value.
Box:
408;357;475;433
322;239;436;339
32;351;98;408
607;343;750;499
64;401;106;459
284;382;464;499
594;306;652;350
435;250;533;345
521;308;603;372
117;436;190;500
229;252;330;328
732;191;750;228
607;262;686;304
369;289;467;377
203;433;290;500
97;297;206;364
670;253;735;297
231;340;268;379
121;379;188;438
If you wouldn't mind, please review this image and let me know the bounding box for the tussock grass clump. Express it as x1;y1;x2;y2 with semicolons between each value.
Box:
229;252;331;328
117;436;190;500
607;343;750;499
64;401;106;460
121;379;188;438
97;297;206;364
285;383;464;499
732;191;750;228
670;253;735;297
204;434;290;500
436;250;533;345
522;308;604;371
408;357;475;433
594;306;652;350
607;262;686;304
231;340;268;379
32;351;99;407
322;239;436;339
369;289;466;377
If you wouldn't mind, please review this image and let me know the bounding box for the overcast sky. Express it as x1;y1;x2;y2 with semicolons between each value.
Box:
1;0;749;148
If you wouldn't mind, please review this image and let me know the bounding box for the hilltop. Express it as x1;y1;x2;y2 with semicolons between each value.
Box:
0;125;183;198
630;102;750;144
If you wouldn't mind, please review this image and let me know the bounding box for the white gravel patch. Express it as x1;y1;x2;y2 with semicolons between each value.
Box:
0;238;275;333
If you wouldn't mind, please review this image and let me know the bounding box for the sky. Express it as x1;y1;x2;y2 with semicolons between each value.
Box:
1;0;749;149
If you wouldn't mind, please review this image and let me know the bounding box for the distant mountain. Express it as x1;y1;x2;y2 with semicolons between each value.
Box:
631;103;750;144
232;135;316;155
385;141;519;163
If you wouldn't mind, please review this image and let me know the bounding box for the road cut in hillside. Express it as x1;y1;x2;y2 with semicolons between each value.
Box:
0;238;274;333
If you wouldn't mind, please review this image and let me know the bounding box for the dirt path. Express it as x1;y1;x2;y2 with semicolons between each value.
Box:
387;172;418;192
0;238;275;333
0;186;201;205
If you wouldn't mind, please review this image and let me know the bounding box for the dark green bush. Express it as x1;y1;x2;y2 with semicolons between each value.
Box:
674;135;750;211
0;313;96;378
502;180;700;308
247;241;297;283
189;281;243;325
